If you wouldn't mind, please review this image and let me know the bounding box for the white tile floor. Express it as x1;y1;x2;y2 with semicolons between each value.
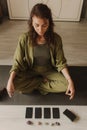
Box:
0;105;87;130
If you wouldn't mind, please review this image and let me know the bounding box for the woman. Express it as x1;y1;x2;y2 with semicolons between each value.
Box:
6;3;75;100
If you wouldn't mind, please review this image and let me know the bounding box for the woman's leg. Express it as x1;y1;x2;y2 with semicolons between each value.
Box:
13;70;43;93
38;70;68;94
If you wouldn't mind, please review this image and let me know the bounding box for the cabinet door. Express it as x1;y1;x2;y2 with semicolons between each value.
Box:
43;0;83;21
59;0;83;21
7;0;29;19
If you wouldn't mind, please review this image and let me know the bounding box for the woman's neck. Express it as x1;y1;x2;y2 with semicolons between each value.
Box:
37;36;46;44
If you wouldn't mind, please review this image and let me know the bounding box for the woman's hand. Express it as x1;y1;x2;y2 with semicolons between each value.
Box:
6;79;15;98
61;67;75;100
6;71;16;97
65;80;75;100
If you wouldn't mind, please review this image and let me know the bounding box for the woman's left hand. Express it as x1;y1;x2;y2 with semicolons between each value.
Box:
65;80;75;100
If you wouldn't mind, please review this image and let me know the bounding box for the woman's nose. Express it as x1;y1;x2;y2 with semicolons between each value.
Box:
39;26;43;32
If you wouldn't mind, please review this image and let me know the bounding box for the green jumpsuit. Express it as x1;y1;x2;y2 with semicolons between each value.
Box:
10;32;68;94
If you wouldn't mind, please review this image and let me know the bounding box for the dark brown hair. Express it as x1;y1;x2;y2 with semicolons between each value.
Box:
28;3;55;45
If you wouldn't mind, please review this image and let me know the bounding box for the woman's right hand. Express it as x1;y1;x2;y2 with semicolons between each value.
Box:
6;79;15;98
6;71;16;97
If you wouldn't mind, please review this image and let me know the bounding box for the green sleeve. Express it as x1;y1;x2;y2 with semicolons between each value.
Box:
54;34;67;72
10;33;28;74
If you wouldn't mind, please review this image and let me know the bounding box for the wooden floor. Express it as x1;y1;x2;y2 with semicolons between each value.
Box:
0;105;87;130
0;19;87;66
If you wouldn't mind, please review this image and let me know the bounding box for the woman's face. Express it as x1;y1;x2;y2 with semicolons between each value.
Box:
32;15;49;36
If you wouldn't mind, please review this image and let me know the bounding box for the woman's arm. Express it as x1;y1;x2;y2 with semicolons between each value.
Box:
6;71;16;97
10;33;26;74
53;34;75;99
61;67;75;100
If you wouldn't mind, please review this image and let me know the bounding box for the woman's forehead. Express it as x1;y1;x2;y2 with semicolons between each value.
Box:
32;15;49;23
